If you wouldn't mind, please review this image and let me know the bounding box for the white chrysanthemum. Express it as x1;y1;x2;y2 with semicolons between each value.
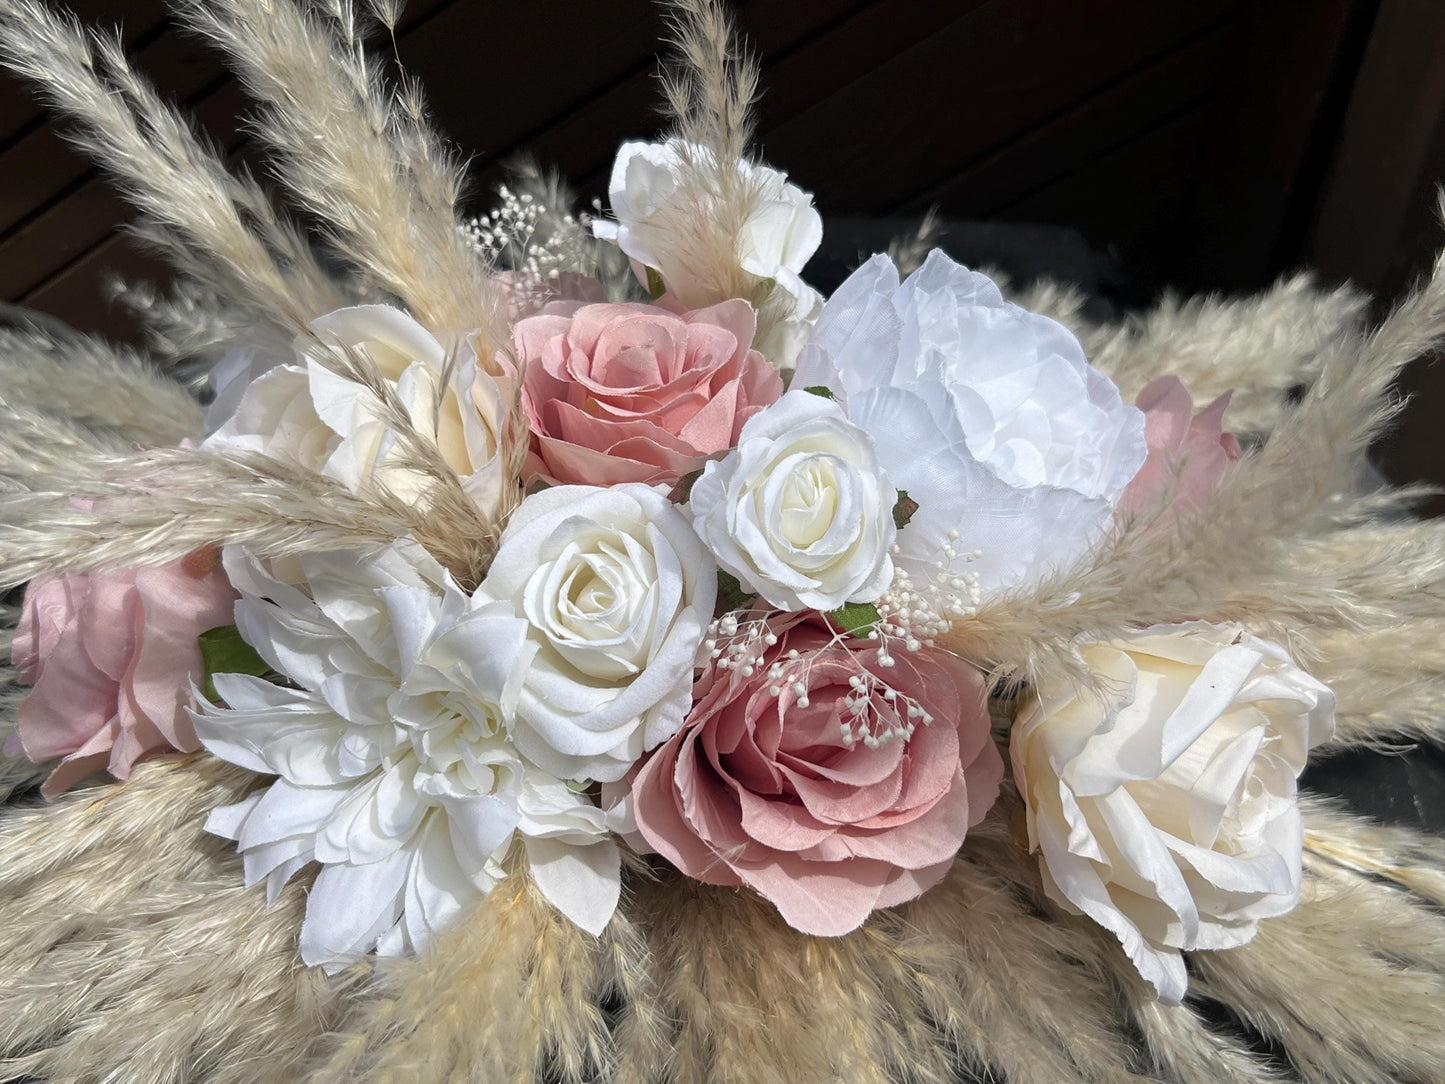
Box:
203;304;513;519
793;250;1147;601
194;541;619;972
1012;622;1335;1002
592;138;824;367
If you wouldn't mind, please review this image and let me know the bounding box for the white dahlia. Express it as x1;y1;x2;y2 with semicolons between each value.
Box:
193;541;619;972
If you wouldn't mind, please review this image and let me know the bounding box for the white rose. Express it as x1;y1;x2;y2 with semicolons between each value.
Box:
478;483;717;783
1011;622;1336;1003
689;389;896;612
203;304;514;518
591;138;823;365
793;251;1147;600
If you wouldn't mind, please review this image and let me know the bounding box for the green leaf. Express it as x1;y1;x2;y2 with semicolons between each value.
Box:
527;478;552;496
801;385;835;400
892;489;919;530
668;468;704;504
714;570;754;618
828;602;881;638
644;265;667;300
198;624;273;704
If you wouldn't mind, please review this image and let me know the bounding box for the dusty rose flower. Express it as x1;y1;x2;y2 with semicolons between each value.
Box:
6;550;237;797
1119;376;1241;522
612;617;1003;935
514;298;784;486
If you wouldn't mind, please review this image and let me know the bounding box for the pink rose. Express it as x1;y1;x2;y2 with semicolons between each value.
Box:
515;299;784;486
614;617;1003;935
6;549;238;797
1119;375;1242;523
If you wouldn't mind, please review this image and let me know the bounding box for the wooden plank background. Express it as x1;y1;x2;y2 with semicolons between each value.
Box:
5;0;1445;500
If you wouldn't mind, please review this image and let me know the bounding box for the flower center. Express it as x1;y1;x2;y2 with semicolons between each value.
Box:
777;454;841;548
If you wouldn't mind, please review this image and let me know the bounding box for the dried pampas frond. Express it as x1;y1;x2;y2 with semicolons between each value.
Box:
177;0;501;342
651;0;800;344
0;326;202;445
0;446;425;588
1086;273;1371;435
0;1;340;337
0;757;367;1084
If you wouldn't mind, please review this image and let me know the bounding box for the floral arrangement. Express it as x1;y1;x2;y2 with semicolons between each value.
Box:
2;1;1445;1080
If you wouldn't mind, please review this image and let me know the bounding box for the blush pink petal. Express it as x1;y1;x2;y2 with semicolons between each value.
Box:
731;851;894;937
1120;375;1243;523
9;552;239;796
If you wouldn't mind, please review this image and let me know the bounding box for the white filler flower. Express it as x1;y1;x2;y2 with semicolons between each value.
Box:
204;304;513;519
479;483;717;784
194;541;619;971
793;250;1147;601
592;138;824;366
689;389;896;612
1011;622;1336;1003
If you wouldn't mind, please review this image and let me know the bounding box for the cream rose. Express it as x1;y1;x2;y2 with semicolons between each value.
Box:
478;483;717;783
689;390;896;612
204;305;513;518
1011;622;1335;1003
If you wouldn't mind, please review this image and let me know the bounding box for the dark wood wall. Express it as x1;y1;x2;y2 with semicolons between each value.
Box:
5;0;1445;493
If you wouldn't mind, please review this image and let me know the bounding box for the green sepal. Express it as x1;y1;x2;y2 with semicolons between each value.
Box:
527;478;552;496
828;602;881;638
198;624;273;704
802;385;835;400
714;570;754;618
892;489;919;530
645;266;667;300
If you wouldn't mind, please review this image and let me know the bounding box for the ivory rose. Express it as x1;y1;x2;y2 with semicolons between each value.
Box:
689;390;897;612
1118;375;1242;523
478;483;718;783
514;298;783;486
1011;622;1335;1003
7;551;237;797
613;616;1003;935
204;304;514;518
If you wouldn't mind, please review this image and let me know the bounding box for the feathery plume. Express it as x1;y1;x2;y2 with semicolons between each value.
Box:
0;1;341;336
177;0;502;340
0;326;202;446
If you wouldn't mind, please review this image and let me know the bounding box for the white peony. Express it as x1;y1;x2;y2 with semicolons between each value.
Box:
592;138;824;366
478;483;717;783
792;250;1147;600
689;389;896;612
1011;622;1335;1003
203;304;514;519
194;541;619;971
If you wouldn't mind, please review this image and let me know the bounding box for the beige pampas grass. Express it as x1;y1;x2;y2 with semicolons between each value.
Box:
1085;274;1371;436
0;326;202;446
175;0;499;340
0;0;341;337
